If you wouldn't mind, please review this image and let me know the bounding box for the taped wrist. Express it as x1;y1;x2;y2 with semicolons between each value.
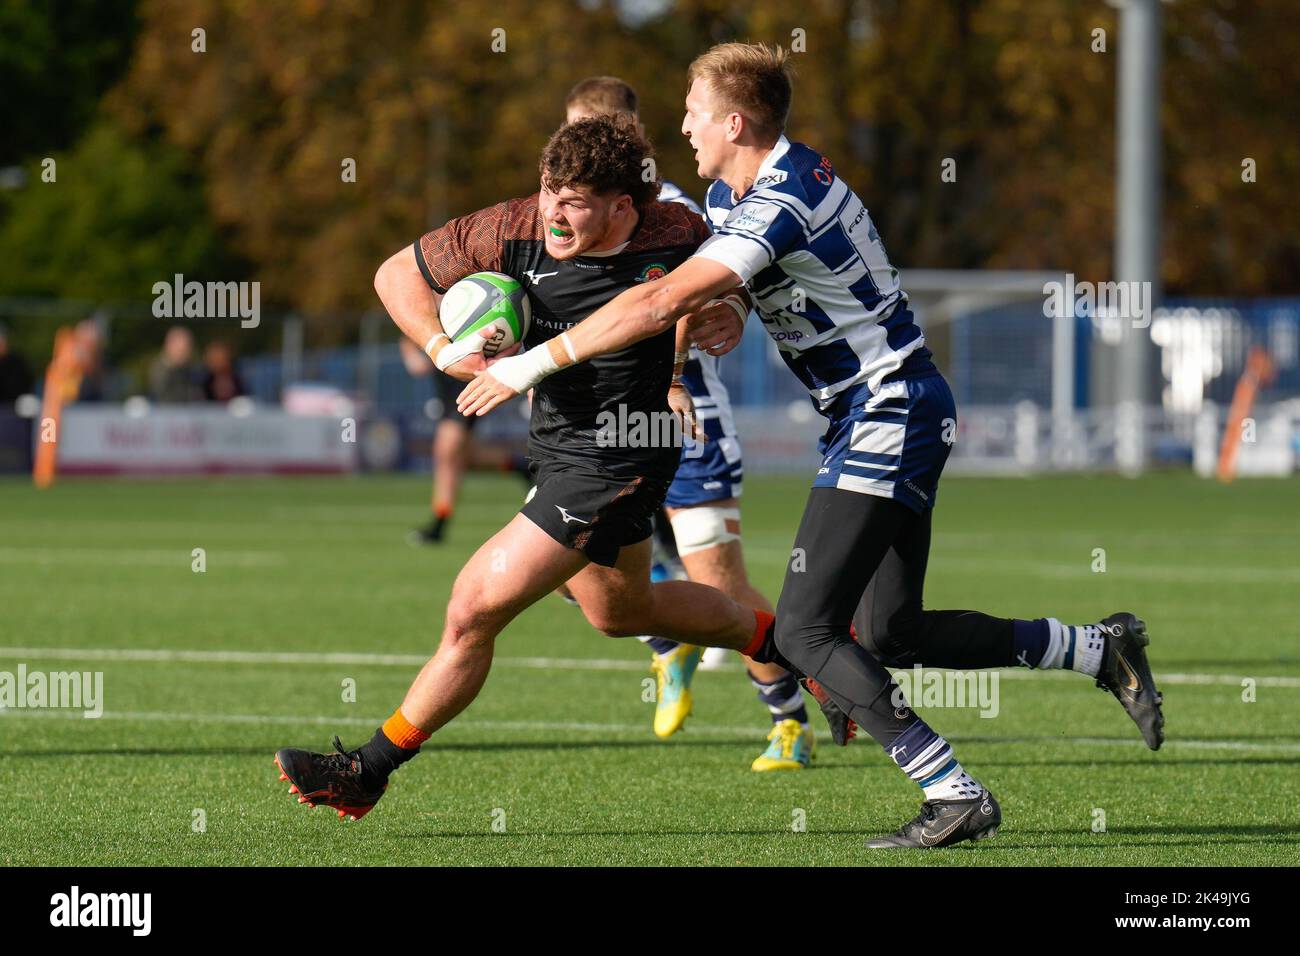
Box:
488;343;562;392
671;350;689;386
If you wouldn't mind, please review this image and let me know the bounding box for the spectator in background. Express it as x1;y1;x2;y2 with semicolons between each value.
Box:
0;323;35;404
201;339;246;402
149;326;200;402
71;318;109;402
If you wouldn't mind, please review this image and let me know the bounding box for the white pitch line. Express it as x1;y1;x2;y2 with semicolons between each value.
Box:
743;547;1300;584
0;547;284;567
1;646;1297;689
2;708;1298;753
0;646;653;672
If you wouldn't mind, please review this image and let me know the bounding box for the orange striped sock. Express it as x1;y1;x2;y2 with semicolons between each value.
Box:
434;502;453;520
382;708;430;751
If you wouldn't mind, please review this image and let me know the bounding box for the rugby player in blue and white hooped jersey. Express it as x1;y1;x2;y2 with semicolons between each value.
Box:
564;77;813;771
465;44;1166;849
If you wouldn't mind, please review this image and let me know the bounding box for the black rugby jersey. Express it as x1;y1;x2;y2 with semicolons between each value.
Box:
414;195;710;479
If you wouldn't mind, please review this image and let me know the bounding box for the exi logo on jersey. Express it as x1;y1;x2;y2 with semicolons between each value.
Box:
636;263;668;283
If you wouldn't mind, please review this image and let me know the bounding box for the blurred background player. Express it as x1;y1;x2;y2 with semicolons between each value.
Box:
564;76;812;771
399;335;529;543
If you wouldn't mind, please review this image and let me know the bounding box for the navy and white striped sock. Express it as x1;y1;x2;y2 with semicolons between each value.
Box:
749;670;809;725
889;720;983;801
1039;618;1105;676
638;635;681;657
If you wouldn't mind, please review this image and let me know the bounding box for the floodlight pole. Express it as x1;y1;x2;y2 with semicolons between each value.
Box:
1113;0;1164;474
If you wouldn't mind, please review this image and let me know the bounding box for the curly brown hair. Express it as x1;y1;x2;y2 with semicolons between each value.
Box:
539;115;660;209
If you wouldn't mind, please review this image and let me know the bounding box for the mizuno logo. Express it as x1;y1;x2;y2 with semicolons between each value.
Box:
555;506;590;525
921;805;976;847
524;269;559;285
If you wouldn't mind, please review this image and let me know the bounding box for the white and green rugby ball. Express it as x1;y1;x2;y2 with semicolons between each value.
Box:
439;272;531;358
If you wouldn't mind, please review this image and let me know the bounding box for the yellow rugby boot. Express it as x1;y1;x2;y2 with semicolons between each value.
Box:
751;718;815;771
651;644;704;738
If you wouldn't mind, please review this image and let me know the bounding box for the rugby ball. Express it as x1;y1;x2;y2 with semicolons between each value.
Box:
439;272;531;359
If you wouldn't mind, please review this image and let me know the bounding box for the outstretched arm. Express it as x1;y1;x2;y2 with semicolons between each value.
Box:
457;257;748;416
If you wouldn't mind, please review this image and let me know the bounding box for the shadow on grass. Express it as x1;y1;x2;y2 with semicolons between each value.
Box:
392;828;871;840
0;738;758;759
809;756;1300;771
389;823;1300;847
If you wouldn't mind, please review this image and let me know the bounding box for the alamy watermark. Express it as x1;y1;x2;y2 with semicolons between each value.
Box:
49;886;150;936
0;664;104;718
890;666;999;718
152;273;260;328
595;403;704;459
1044;272;1152;330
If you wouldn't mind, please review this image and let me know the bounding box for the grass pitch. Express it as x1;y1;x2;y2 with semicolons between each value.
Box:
1;472;1297;866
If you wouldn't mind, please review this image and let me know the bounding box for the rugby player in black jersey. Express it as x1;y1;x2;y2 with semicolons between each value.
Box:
271;116;772;821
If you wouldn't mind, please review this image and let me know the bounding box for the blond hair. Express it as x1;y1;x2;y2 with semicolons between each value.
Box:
686;42;792;140
564;76;639;118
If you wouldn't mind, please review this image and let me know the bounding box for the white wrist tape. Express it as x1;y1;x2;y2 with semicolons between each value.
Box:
559;331;578;364
434;333;484;372
423;332;449;359
487;344;560;393
714;296;748;323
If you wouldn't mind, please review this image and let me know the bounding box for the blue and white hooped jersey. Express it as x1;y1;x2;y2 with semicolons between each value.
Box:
694;137;927;411
661;179;737;443
659;179;742;505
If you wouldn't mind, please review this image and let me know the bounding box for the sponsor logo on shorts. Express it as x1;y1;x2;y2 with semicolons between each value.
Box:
555;506;590;525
